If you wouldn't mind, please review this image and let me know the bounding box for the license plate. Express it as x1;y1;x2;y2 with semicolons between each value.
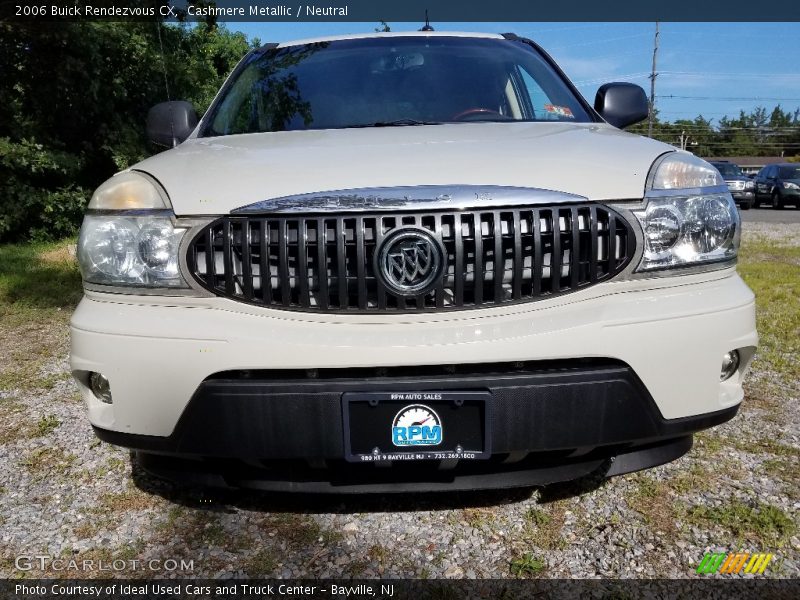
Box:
342;391;491;462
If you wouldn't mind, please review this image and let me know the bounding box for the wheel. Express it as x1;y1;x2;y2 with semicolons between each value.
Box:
772;191;784;210
740;199;752;210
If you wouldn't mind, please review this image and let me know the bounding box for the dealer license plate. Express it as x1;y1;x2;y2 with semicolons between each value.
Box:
342;391;491;463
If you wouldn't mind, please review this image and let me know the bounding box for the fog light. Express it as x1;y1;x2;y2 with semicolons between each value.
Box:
89;372;112;404
720;350;740;382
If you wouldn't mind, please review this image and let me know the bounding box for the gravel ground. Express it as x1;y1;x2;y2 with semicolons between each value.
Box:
0;224;798;580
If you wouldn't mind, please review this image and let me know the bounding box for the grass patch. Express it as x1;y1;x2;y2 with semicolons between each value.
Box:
738;236;800;383
0;239;82;312
97;488;160;512
73;521;99;539
626;475;679;536
524;508;552;527
20;447;77;478
694;431;724;456
35;414;60;436
0;239;81;394
522;505;565;550
688;500;796;545
510;552;546;577
251;513;342;555
462;507;498;529
732;436;800;459
0;398;36;444
670;462;716;494
153;509;233;549
245;548;278;576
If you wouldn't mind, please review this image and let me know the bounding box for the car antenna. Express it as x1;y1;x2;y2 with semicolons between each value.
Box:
419;10;434;31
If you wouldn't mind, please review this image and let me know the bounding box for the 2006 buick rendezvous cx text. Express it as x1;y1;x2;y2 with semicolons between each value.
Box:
70;32;757;493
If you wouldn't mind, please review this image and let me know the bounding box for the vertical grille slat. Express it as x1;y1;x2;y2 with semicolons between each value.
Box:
376;216;387;310
278;219;290;306
189;203;634;313
532;208;542;296
550;209;561;295
297;219;310;307
241;219;253;301
355;217;367;310
259;218;272;304
434;214;445;309
317;218;329;310
223;219;234;296
608;214;618;272
493;211;503;303
454;213;464;306
336;217;347;309
473;212;484;306
512;211;522;300
570;206;580;290
589;205;598;283
204;227;215;288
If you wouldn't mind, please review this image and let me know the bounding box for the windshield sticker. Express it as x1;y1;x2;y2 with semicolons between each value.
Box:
544;104;575;118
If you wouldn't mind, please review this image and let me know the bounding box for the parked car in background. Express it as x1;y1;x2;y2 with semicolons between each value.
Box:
710;161;755;210
754;163;800;209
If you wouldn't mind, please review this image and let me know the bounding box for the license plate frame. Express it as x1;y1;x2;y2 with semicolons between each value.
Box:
342;391;491;463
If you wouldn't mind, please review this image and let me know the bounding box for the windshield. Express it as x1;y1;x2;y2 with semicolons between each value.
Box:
202;37;593;136
712;163;743;177
779;166;800;179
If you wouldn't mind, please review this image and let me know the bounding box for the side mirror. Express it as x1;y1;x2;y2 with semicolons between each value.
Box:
146;101;198;147
594;83;649;129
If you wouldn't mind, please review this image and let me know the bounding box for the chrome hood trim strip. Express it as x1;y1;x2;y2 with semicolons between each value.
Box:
232;185;588;214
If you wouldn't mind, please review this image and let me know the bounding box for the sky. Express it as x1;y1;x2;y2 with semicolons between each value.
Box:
230;21;800;124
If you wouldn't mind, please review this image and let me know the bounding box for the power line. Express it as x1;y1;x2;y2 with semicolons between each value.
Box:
517;23;639;35
573;73;650;86
659;71;800;79
546;33;651;50
658;95;800;102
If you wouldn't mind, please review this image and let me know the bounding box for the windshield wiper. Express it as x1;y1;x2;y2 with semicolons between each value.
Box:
349;119;443;128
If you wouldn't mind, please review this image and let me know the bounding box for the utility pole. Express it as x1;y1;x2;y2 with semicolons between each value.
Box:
679;130;689;150
648;21;659;138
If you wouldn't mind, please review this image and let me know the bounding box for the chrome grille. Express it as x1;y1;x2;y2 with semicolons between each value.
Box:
186;204;635;313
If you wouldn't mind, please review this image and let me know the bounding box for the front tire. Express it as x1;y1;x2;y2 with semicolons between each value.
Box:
740;199;752;210
772;191;784;210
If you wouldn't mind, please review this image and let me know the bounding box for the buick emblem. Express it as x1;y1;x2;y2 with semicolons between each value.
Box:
376;229;445;296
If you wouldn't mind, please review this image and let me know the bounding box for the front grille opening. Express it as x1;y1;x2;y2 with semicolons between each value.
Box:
206;358;628;382
188;204;635;313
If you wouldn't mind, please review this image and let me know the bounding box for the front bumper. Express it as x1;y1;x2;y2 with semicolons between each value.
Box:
71;270;756;489
730;190;754;203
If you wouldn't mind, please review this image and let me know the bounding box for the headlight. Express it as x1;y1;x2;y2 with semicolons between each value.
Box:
783;181;799;190
634;153;739;271
78;172;188;289
745;180;755;190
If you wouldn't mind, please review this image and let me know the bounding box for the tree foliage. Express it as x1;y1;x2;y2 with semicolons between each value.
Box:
627;106;800;159
0;20;255;241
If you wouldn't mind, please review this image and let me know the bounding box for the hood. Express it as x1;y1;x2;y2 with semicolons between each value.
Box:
132;122;673;215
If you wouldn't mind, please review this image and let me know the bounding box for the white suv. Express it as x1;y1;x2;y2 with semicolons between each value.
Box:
70;32;757;493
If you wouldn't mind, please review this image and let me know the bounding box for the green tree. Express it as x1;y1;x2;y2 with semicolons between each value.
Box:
0;19;254;241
